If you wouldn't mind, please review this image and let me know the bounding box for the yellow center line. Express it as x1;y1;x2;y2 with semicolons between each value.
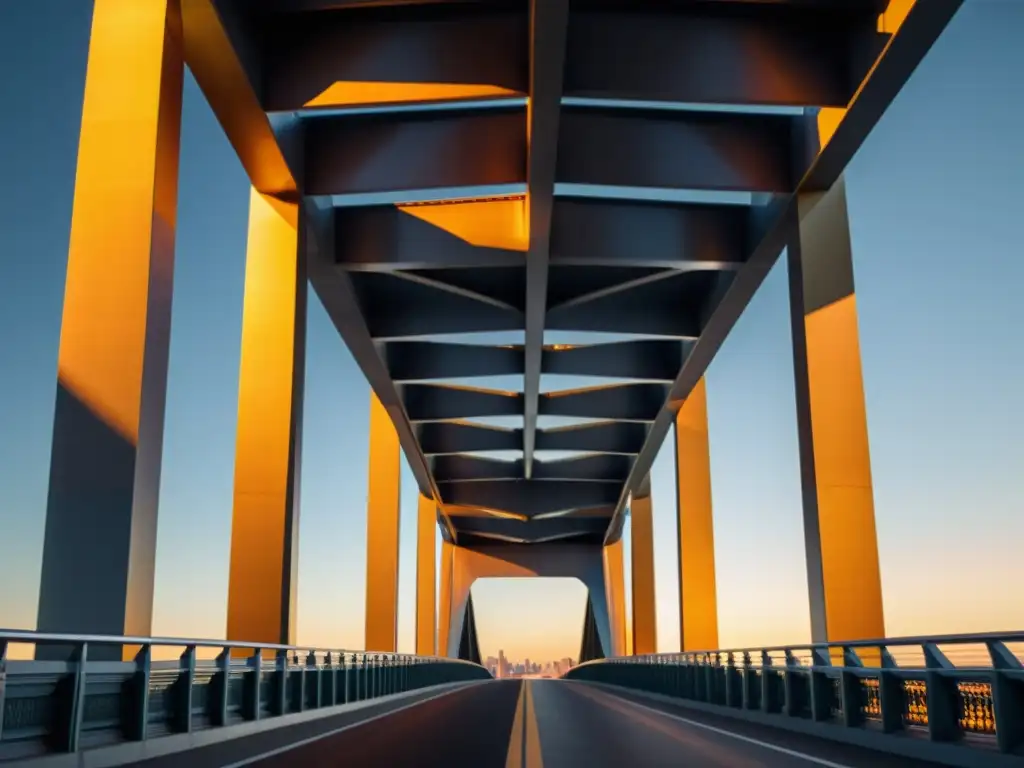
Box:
505;682;526;768
506;681;545;768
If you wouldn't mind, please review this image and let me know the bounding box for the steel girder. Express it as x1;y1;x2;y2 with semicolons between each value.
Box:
186;0;961;545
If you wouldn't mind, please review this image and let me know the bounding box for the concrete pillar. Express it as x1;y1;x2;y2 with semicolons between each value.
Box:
364;392;401;652
36;0;184;660
226;190;306;649
437;539;455;658
415;494;437;655
674;376;719;651
788;174;885;644
603;539;627;657
630;493;657;655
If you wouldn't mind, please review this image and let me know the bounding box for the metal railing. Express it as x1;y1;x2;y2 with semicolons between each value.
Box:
564;631;1024;758
0;629;491;762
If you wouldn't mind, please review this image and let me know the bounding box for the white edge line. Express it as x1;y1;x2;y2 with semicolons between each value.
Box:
221;682;486;768
576;683;854;768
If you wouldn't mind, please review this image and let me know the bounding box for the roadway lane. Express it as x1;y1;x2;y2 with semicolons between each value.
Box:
158;679;952;767
531;681;948;768
244;679;521;767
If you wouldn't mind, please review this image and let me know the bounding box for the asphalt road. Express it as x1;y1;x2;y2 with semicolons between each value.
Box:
140;679;952;767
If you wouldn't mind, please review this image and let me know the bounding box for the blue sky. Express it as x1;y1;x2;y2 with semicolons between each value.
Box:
1;1;1021;663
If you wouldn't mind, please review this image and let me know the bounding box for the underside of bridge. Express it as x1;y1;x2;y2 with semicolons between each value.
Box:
191;0;937;547
32;0;959;662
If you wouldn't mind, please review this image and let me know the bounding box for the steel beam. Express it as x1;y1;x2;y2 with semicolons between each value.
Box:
182;0;297;196
416;421;521;454
539;383;671;421
262;9;527;112
605;0;962;544
543;340;690;381
306;203;456;541
304;107;526;196
551;198;749;270
384;342;525;381
226;191;306;651
565;6;883;107
449;515;611;544
437;479;622;517
557;107;803;193
349;272;524;339
536;421;649;455
36;0;184;660
522;0;569;480
431;453;632;483
545;272;708;337
335;202;525;272
401;384;523;421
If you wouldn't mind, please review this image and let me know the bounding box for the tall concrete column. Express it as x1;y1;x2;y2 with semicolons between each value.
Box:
674;377;719;651
414;494;437;655
437;539;455;658
602;538;627;657
36;0;184;660
630;493;657;655
226;190;306;648
788;174;885;644
364;392;401;652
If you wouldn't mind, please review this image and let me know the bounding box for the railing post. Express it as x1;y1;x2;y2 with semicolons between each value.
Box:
212;648;231;726
175;645;195;734
126;644;152;741
783;650;800;717
244;649;262;721
988;641;1024;754
878;647;904;734
273;651;288;716
56;642;88;753
742;652;757;710
809;647;832;722
307;650;320;709
0;640;7;743
923;643;960;743
760;652;780;714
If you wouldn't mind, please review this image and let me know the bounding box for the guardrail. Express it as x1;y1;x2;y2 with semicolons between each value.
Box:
564;631;1024;761
0;629;491;762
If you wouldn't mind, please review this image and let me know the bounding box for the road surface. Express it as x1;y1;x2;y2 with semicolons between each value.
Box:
135;679;949;767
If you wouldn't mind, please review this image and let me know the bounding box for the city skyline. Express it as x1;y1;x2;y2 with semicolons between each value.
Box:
1;2;1023;666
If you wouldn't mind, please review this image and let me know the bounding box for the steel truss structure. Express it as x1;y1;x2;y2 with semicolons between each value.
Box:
185;0;959;547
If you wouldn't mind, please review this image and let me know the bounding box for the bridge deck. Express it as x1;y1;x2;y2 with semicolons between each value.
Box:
131;680;946;768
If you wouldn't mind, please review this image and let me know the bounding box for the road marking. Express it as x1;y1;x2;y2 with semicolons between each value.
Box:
221;682;485;768
505;681;526;768
524;681;544;768
506;680;545;768
571;683;854;768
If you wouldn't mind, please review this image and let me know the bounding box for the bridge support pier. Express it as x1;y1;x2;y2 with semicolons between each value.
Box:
603;539;627;657
675;376;719;651
364;392;402;652
788;175;885;644
226;189;306;649
35;0;184;660
630;493;658;655
441;544;614;660
415;494;437;655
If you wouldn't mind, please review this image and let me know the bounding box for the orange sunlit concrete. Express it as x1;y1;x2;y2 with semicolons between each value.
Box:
226;188;304;650
397;197;528;252
365;391;402;652
305;81;521;109
629;495;657;656
603;539;627;657
792;177;885;644
674;377;719;652
37;0;184;655
415;494;438;655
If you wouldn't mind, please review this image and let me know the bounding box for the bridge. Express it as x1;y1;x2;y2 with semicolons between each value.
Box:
1;0;1022;766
